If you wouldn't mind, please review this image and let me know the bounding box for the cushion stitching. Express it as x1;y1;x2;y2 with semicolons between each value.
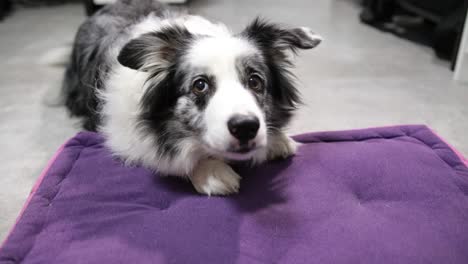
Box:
408;136;467;174
19;145;86;263
296;126;466;173
411;126;466;169
297;135;407;144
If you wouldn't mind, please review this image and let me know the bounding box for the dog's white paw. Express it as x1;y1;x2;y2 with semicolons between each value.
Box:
267;133;299;160
191;159;241;196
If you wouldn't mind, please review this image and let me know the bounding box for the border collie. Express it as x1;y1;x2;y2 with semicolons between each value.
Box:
63;0;321;195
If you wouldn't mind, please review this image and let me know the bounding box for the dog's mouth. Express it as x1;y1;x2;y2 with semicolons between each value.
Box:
221;140;264;160
222;147;260;160
204;143;262;161
234;146;253;154
202;131;268;161
230;142;257;153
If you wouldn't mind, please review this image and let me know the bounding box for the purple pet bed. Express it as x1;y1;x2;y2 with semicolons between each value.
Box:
1;125;468;264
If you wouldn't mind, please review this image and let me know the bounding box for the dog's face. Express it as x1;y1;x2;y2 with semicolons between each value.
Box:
117;17;321;161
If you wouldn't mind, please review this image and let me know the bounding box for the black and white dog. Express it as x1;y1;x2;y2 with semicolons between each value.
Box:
63;0;321;195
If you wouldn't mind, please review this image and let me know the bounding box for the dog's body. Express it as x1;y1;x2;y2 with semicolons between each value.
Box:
63;0;321;195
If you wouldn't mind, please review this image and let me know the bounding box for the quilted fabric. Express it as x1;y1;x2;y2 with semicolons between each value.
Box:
1;125;467;264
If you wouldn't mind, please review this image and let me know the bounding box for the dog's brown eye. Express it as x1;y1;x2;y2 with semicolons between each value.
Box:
247;75;263;92
192;79;209;95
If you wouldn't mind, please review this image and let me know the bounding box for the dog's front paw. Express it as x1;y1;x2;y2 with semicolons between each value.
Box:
267;132;299;160
191;159;241;196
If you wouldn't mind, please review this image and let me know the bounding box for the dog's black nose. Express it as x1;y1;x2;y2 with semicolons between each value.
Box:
227;115;260;142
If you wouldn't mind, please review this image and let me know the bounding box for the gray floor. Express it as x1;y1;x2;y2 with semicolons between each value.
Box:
0;0;467;242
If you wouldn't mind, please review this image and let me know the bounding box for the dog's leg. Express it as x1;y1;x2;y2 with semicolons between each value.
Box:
267;131;299;160
191;159;241;196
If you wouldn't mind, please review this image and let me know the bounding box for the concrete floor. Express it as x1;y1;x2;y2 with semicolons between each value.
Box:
0;0;467;242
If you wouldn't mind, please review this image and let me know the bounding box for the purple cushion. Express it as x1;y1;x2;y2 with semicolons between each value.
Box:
1;125;468;264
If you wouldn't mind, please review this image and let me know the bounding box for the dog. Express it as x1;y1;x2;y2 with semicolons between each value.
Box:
63;0;322;195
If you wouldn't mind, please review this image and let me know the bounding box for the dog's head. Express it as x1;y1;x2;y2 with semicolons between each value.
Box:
117;16;321;161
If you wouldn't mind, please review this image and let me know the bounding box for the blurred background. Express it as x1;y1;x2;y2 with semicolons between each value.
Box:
0;0;467;241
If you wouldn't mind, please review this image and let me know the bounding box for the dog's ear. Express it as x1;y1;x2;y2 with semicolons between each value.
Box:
241;19;322;118
242;18;322;53
118;26;193;71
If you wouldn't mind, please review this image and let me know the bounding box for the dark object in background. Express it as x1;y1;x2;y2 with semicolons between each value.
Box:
84;0;103;16
360;0;467;68
0;0;13;21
